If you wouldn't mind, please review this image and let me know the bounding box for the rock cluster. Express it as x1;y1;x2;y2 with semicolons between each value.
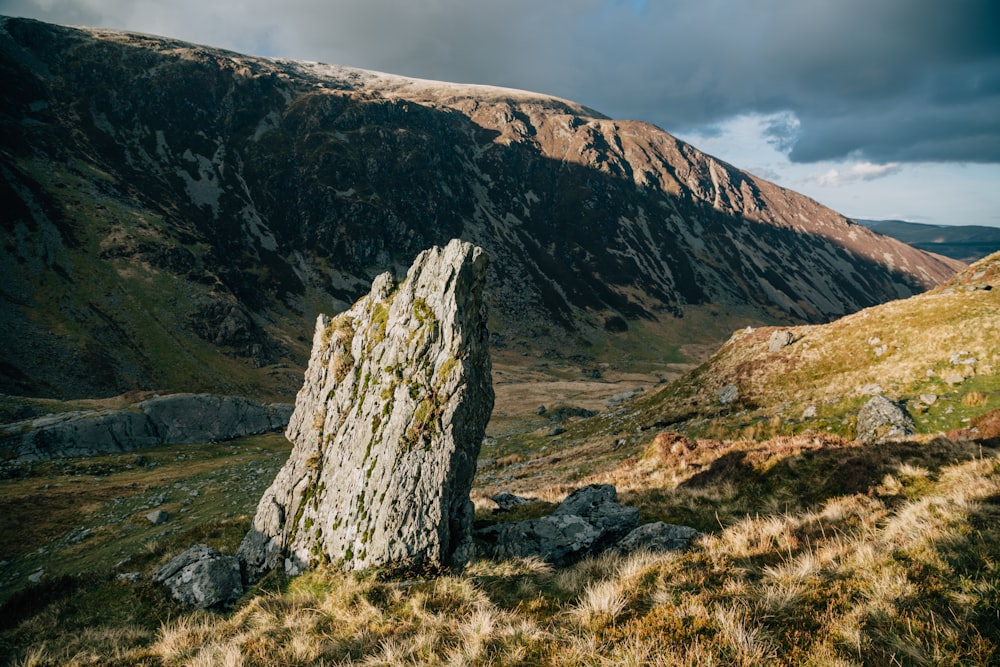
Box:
477;484;699;565
1;394;293;461
239;240;493;581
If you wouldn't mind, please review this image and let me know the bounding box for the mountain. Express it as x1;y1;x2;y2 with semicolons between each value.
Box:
0;17;963;401
858;219;1000;263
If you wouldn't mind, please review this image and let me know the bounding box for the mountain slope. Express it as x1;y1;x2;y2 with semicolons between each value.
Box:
858;218;1000;263
0;17;962;400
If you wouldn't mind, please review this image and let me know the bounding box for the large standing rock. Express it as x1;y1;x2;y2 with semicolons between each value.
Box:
239;240;493;580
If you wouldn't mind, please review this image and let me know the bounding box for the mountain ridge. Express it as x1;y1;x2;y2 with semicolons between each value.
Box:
857;218;1000;263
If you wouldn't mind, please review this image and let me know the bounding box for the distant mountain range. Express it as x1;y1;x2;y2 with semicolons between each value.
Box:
0;17;962;400
858;219;1000;263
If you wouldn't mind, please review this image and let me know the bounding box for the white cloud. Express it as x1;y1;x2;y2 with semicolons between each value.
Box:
815;161;903;187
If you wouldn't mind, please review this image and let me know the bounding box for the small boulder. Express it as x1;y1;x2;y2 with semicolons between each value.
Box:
476;484;639;565
950;351;977;365
768;330;795;352
478;514;602;565
146;509;169;525
553;484;638;545
614;522;700;555
856;396;915;444
153;544;243;609
717;384;739;405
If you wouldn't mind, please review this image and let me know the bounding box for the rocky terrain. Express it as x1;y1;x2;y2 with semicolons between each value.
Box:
0;256;996;664
630;250;999;443
0;16;963;402
0;258;995;663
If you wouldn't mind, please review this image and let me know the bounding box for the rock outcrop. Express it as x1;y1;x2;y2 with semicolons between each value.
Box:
856;396;915;444
153;544;243;609
0;394;293;461
239;240;493;581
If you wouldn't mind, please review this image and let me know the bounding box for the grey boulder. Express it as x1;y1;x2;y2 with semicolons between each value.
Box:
614;522;701;555
768;330;795;352
856;395;915;444
491;491;533;512
153;544;243;609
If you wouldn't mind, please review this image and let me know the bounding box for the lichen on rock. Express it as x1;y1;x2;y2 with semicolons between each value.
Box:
239;239;493;581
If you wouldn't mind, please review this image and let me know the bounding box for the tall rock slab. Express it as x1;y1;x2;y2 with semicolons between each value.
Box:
239;240;493;580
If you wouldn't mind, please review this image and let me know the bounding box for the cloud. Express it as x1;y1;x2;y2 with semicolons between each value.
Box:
2;0;998;164
762;112;801;153
815;162;904;187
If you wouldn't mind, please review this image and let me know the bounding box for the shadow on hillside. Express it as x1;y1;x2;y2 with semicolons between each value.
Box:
620;435;996;533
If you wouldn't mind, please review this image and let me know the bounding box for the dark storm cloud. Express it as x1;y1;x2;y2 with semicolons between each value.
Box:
2;0;997;164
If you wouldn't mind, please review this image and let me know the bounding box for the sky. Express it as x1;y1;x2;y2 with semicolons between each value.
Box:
2;0;999;227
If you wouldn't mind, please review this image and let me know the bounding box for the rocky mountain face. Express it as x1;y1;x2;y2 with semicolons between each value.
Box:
0;17;964;400
239;240;493;579
0;393;292;461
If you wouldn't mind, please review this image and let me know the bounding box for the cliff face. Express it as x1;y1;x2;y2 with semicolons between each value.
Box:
0;17;963;399
239;240;493;579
